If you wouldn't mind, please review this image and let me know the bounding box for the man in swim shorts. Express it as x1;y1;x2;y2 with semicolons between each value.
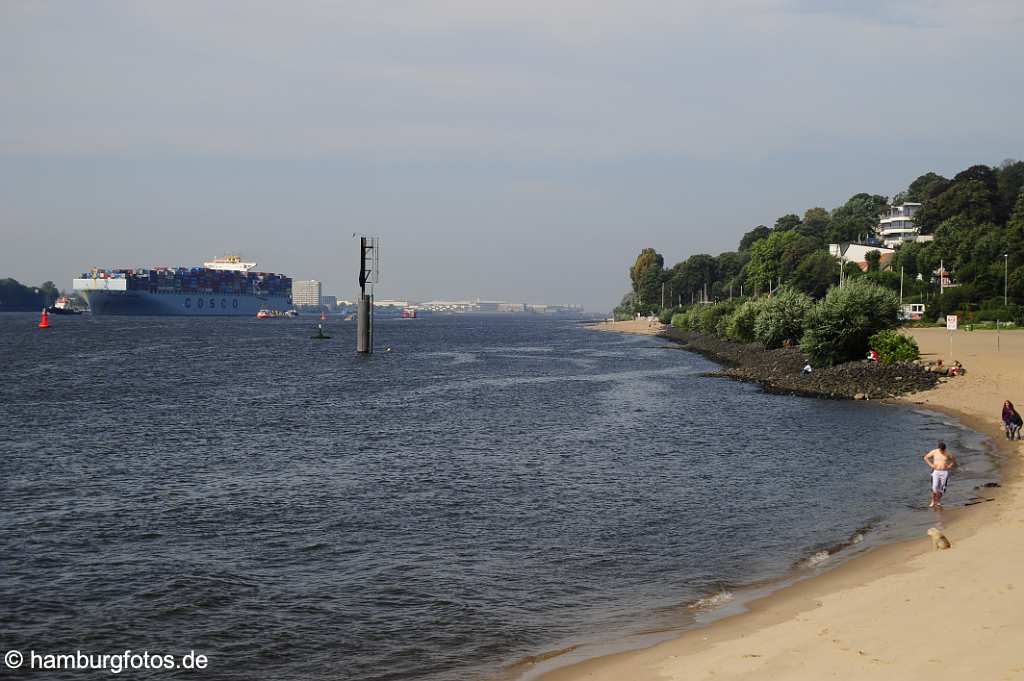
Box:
923;441;956;508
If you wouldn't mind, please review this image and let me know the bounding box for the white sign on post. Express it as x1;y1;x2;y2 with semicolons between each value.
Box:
946;315;958;331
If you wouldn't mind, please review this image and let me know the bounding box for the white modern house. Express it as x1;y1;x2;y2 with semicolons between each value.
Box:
877;202;925;248
828;242;896;264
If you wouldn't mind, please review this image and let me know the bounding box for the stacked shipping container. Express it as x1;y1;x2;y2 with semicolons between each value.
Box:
81;268;292;297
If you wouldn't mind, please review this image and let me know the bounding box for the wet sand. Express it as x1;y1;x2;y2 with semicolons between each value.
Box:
535;326;1024;681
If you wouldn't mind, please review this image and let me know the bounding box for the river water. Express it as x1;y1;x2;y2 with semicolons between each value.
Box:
0;314;995;680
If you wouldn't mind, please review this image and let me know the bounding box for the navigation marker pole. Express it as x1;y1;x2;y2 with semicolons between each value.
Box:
356;235;380;354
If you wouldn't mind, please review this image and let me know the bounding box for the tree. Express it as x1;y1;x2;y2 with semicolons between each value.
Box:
739;225;771;252
800;279;900;365
630;248;664;311
715;250;748;298
0;278;47;311
914;180;998;234
1007;191;1024;274
828;193;889;243
893;241;923;279
996;160;1024;224
745;231;818;293
905;172;950;203
790;251;838;298
799;207;831;243
39;281;59;305
612;291;636;320
865;250;881;272
774;214;802;232
668;253;718;303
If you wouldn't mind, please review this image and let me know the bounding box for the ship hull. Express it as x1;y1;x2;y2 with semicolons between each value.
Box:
81;290;292;316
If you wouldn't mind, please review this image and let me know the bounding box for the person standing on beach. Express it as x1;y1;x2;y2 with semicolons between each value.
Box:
923;442;956;508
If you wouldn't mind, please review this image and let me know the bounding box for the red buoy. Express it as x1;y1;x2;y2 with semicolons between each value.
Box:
38;308;50;328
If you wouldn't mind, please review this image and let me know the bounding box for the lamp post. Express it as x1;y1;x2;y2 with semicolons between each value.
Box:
1005;253;1009;308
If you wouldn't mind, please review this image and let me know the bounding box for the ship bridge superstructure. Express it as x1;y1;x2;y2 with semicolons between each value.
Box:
203;255;257;272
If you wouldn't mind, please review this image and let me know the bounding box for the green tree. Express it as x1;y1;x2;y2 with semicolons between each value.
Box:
630;248;664;312
39;281;59;305
995;159;1024;223
739;225;771;251
865;250;881;272
799;207;831;243
745;231;818;293
668;253;718;304
1006;191;1024;275
828;193;889;243
612;291;636;320
774;214;802;232
893;241;923;279
0;278;47;311
905;172;950;203
914;180;998;234
790;250;837;298
800;279;900;365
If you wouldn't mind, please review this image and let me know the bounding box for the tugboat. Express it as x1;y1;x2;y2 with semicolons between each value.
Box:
46;296;83;315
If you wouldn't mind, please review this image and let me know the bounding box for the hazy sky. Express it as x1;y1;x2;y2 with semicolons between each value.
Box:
2;1;1023;311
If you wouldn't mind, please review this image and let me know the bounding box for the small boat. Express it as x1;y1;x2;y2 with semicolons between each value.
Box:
285;309;299;318
46;296;83;315
402;307;417;319
256;308;285;319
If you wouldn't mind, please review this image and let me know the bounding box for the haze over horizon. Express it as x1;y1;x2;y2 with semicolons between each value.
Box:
2;1;1023;312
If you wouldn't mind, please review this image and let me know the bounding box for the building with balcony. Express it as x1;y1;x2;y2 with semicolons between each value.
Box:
877;202;922;248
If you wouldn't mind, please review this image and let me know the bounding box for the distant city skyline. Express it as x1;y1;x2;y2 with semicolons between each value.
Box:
3;1;1023;312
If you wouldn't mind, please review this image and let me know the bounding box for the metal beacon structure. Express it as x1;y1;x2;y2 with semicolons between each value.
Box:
357;236;379;354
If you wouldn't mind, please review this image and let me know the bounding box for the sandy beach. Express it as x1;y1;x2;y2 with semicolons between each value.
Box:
537;325;1024;681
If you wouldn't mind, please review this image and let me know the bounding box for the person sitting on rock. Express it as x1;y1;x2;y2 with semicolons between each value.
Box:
802;362;812;375
866;349;879;363
1002;400;1022;440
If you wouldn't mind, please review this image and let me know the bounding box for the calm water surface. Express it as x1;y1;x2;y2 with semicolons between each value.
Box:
0;315;995;680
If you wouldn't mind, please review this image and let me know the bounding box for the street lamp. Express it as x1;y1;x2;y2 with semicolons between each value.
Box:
1005;253;1009;308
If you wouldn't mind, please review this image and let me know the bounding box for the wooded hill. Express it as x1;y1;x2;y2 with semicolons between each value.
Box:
620;160;1024;322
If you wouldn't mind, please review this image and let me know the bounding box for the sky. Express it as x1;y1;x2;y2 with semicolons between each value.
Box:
2;1;1023;311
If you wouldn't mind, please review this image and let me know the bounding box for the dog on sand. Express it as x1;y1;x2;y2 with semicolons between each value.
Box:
927;527;951;550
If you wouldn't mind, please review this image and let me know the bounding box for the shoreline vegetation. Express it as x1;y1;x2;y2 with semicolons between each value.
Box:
527;322;1023;681
0;278;60;311
617;161;1024;329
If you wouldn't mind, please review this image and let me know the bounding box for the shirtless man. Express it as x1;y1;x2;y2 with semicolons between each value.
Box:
924;441;956;508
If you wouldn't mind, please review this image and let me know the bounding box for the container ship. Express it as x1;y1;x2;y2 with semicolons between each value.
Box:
73;255;293;316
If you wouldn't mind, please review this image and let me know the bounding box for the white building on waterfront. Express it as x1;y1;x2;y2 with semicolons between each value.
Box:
293;280;322;307
877;202;923;248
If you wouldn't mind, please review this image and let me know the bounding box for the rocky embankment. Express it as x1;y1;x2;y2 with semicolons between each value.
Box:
660;327;941;400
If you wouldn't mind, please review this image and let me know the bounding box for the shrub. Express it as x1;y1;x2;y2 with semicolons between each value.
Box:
800;279;900;365
869;330;919;363
725;299;764;343
753;288;813;348
671;312;688;329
